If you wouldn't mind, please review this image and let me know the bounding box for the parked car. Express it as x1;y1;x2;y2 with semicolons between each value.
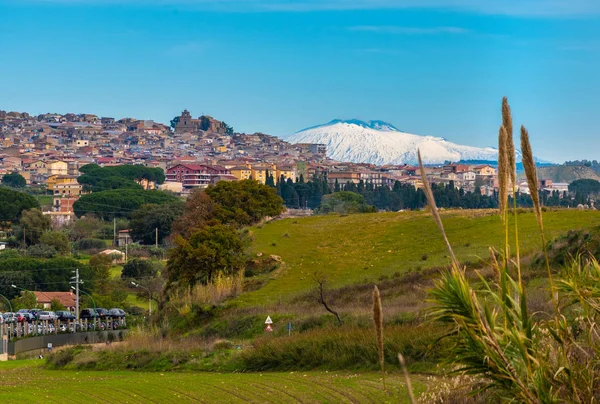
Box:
108;308;126;318
56;311;76;321
95;308;109;318
38;311;58;321
21;313;35;323
29;309;42;321
17;309;31;315
2;313;17;323
80;308;97;319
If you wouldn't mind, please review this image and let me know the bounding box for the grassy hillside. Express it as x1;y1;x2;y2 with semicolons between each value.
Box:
0;360;423;403
236;209;600;307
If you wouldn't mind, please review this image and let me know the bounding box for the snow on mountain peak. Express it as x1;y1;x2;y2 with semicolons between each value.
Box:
287;119;500;165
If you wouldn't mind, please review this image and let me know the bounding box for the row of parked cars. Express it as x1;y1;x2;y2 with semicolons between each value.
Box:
0;308;126;324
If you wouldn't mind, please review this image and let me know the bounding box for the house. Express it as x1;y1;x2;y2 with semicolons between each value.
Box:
118;230;132;247
230;166;252;180
166;164;231;190
47;174;78;192
46;160;68;176
99;249;125;264
31;291;76;311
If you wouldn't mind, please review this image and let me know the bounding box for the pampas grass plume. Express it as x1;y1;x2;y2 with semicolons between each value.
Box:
498;126;509;222
520;126;542;231
502;97;516;185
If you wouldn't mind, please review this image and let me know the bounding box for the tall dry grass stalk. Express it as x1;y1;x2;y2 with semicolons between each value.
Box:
372;285;385;390
398;353;416;404
521;125;558;313
418;150;459;269
502;96;516;186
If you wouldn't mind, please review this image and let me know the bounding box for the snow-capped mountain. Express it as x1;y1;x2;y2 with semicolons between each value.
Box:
286;119;501;165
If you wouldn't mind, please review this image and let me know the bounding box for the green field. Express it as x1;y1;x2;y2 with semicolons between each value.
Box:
237;209;600;306
0;360;423;403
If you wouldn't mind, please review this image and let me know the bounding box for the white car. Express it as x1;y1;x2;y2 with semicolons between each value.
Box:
38;311;58;321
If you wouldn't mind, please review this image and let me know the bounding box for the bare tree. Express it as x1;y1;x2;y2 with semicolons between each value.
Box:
313;272;342;325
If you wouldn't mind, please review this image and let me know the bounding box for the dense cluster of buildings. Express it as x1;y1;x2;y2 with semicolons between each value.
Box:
0;109;568;216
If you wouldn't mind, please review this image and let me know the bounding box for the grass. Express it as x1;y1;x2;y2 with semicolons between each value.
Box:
235;209;600;307
126;293;157;311
0;360;425;403
110;265;123;279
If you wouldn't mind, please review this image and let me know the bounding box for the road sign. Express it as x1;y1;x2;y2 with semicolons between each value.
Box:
265;316;273;324
265;324;273;332
47;343;52;351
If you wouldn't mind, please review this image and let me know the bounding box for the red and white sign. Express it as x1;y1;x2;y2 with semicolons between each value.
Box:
265;324;273;332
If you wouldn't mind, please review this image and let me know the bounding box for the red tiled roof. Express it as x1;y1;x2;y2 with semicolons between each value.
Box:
32;291;76;308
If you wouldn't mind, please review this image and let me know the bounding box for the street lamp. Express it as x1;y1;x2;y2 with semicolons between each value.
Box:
131;281;152;315
11;284;35;304
0;292;12;313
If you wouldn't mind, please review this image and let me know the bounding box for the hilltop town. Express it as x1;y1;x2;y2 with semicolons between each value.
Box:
0;108;577;215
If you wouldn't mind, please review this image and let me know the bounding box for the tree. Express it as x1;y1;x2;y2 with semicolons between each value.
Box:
73;189;178;219
316;191;377;215
2;172;26;188
50;298;66;311
0;187;39;221
166;224;247;287
39;231;70;254
15;208;51;245
12;291;38;311
130;201;185;245
171;191;217;238
205;180;285;227
89;253;113;294
170;115;180;130
121;259;158;280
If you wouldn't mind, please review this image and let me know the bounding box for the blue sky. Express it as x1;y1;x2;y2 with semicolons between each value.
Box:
1;1;600;162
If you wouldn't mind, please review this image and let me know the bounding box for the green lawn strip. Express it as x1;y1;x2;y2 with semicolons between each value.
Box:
234;210;600;307
0;361;423;403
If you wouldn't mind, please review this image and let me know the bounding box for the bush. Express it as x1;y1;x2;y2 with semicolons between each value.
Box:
240;325;445;372
76;238;107;251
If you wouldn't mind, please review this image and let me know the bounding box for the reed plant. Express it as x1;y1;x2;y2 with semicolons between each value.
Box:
169;270;245;314
413;98;600;402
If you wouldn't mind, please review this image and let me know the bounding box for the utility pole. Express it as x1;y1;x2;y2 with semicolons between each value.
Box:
70;269;81;321
22;228;26;256
113;217;116;247
155;227;158;249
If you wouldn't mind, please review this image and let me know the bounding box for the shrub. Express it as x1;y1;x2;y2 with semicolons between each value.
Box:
76;238;107;251
240;325;446;372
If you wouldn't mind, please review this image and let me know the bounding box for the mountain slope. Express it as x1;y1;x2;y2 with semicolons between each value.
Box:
528;165;600;183
287;119;500;165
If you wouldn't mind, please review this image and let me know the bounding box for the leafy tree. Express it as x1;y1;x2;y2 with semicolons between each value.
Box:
316;191;377;215
70;216;102;240
2;172;26;188
205;180;285;227
15;208;51;245
0;257;93;299
170;115;180;130
166;224;247;287
89;253;113;294
171;191;217;238
223;122;234;136
27;244;58;258
73;189;178;219
569;179;600;196
78;164;165;192
12;291;39;311
130;201;185;245
50;298;66;311
75;238;107;251
0;187;39;221
121;259;158;280
39;231;70;254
